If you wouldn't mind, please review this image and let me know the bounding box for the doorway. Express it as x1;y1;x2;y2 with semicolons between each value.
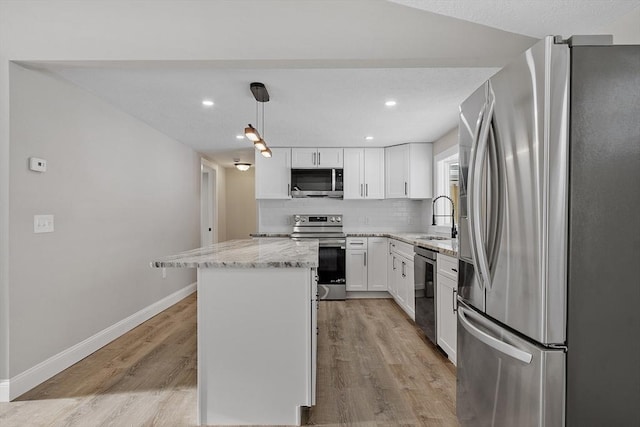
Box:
200;162;217;246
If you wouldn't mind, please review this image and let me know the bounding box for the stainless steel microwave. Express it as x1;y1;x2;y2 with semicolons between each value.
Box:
291;169;343;198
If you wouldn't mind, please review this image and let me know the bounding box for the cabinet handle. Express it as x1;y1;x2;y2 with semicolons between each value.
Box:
360;184;363;197
404;182;408;196
350;242;365;245
402;261;406;278
364;252;367;266
452;268;457;273
318;152;321;165
288;183;291;196
365;183;368;197
392;257;396;270
312;152;316;165
452;289;458;313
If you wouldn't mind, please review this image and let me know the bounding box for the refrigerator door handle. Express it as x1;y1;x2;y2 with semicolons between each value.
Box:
458;306;533;364
470;96;494;290
467;104;486;289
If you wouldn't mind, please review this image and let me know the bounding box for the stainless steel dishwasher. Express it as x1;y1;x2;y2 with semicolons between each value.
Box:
414;246;437;345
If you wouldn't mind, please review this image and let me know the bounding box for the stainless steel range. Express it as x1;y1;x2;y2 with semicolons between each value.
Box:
291;214;346;300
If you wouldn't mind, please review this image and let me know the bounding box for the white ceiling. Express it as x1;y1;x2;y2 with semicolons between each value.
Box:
33;0;639;167
390;0;640;38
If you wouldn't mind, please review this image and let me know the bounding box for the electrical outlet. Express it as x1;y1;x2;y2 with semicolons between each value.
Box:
29;157;47;172
34;214;54;233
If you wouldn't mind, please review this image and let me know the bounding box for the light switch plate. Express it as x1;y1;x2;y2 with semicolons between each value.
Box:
34;215;54;233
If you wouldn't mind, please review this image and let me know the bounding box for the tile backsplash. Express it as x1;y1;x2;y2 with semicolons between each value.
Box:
258;198;432;233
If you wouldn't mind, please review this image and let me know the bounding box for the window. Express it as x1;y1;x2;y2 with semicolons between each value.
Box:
433;146;459;227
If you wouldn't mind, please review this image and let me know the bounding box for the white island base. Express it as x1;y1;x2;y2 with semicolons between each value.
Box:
197;267;317;426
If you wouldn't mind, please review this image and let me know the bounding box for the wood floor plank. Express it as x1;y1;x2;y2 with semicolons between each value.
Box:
0;294;457;426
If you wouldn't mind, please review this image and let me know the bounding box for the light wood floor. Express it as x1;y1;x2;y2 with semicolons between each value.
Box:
0;294;457;426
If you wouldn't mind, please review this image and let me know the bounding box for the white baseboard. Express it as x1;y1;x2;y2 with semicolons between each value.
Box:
346;291;392;299
0;379;9;402
4;282;196;401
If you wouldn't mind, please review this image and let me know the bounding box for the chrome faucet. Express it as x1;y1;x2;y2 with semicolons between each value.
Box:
432;195;458;238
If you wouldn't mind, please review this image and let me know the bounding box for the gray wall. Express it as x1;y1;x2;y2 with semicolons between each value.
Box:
8;64;199;376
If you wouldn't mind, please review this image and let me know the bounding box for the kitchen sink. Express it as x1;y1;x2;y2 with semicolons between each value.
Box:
411;235;450;240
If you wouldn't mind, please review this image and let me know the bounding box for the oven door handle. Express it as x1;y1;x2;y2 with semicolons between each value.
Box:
317;240;347;248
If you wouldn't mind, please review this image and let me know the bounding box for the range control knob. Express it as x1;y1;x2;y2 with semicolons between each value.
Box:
336;217;342;222
329;217;335;222
294;215;301;223
302;217;307;222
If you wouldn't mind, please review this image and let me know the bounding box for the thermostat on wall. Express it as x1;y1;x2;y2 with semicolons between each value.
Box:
29;157;47;172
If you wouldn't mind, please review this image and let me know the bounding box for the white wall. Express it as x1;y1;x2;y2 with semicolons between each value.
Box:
8;64;200;379
225;168;257;240
433;127;458;156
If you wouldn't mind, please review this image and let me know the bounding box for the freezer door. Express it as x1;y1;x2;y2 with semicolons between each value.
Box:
457;303;565;427
457;82;488;312
482;37;569;344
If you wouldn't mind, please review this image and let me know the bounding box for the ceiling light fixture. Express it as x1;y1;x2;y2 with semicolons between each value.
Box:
385;100;397;107
233;162;251;172
243;82;272;157
202;99;214;107
235;134;245;140
365;136;374;140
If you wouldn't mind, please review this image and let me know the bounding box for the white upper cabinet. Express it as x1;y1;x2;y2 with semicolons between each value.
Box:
291;148;343;168
255;147;291;199
385;143;432;199
343;148;384;199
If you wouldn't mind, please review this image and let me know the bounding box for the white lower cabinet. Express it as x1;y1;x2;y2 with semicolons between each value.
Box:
437;253;458;365
387;239;415;320
346;237;388;292
367;237;388;291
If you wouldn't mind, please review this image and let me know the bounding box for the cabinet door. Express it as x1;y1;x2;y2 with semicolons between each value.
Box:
396;257;408;306
364;148;385;199
346;250;367;291
367;237;388;291
437;273;457;364
343;149;364;199
255;148;291;199
387;249;397;296
405;258;415;320
291;148;318;168
317;148;343;168
385;145;409;198
407;143;433;199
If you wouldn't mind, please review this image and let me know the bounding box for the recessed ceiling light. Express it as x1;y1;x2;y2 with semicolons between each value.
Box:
365;136;374;141
385;100;397;107
235;135;245;140
202;99;214;107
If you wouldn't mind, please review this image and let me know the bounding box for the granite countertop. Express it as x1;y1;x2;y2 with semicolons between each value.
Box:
253;232;458;257
151;238;319;269
250;233;291;238
347;232;458;257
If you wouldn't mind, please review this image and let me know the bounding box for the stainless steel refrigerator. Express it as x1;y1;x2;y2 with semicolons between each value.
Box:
457;36;640;426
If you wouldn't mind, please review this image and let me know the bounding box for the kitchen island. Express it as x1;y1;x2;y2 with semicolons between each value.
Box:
152;238;319;426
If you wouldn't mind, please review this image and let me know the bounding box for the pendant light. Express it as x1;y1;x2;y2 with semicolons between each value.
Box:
260;147;272;158
243;82;272;157
244;124;261;142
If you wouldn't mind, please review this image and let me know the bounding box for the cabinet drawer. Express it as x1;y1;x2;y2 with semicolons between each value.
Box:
437;253;458;281
389;239;413;259
347;237;367;249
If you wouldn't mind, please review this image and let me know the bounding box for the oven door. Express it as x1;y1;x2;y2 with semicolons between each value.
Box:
317;240;346;300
